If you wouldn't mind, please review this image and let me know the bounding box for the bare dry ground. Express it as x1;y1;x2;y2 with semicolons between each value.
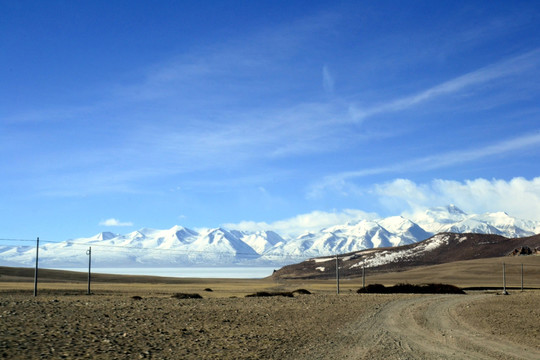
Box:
1;277;539;359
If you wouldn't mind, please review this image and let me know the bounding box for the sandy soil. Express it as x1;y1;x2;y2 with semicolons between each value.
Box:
1;288;539;359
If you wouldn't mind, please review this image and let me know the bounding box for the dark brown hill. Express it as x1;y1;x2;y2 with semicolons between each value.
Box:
0;266;203;284
272;233;540;280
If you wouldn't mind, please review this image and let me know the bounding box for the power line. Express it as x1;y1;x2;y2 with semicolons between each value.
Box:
0;236;311;260
0;238;39;243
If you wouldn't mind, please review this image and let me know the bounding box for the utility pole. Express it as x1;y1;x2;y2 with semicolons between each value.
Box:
521;263;524;292
362;265;365;289
86;247;92;295
335;254;340;295
502;262;508;295
33;237;39;297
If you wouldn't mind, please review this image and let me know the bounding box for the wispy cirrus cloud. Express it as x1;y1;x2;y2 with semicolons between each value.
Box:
322;65;335;94
308;132;540;198
349;49;540;121
23;99;370;197
5;16;540;202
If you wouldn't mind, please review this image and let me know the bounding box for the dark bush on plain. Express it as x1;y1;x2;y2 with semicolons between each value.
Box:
292;289;311;295
357;284;387;294
357;283;465;294
245;291;294;298
172;293;203;299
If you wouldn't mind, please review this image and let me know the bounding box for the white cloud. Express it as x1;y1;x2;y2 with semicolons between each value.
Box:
223;209;378;238
99;218;134;227
225;177;540;237
308;132;540;198
374;177;540;221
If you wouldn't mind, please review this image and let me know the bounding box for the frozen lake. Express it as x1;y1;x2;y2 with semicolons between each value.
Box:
57;267;278;279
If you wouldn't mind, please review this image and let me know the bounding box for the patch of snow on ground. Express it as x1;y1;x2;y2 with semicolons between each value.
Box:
316;267;325;272
351;237;450;269
358;249;378;255
351;234;456;269
458;236;467;243
341;255;355;261
313;257;333;263
361;249;412;268
422;234;450;252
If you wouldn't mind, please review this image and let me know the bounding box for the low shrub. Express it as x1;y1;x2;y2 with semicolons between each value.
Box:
292;289;311;295
357;284;387;294
357;283;465;294
245;291;294;298
172;293;203;299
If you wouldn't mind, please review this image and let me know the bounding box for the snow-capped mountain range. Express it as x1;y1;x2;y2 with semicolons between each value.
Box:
1;205;539;268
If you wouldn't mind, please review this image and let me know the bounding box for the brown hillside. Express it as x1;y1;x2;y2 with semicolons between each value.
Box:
272;233;540;280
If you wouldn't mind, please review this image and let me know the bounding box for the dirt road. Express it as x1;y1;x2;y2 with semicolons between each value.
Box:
339;293;540;360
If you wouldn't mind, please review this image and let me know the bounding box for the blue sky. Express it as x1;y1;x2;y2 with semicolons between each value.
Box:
2;0;540;241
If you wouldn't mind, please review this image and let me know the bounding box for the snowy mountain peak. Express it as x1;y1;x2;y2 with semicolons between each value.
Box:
446;204;466;215
123;229;151;239
92;232;117;241
421;205;467;220
169;225;198;239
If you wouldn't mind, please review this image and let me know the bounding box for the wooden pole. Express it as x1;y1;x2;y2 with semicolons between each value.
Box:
502;262;508;295
362;265;365;289
335;254;340;295
521;263;524;292
86;247;92;295
33;237;39;297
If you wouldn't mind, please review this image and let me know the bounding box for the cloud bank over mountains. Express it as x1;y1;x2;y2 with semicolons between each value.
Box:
307;177;540;224
373;177;540;221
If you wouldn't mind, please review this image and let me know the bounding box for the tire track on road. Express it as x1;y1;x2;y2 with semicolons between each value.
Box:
344;294;540;359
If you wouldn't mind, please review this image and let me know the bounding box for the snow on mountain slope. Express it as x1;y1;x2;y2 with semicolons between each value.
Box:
410;205;538;237
377;216;432;246
261;217;438;261
231;230;284;254
0;206;538;267
260;220;395;260
191;228;259;258
410;205;468;233
439;218;503;235
350;233;455;269
469;212;537;238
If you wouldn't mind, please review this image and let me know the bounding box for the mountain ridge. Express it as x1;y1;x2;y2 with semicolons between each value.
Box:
0;205;538;268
